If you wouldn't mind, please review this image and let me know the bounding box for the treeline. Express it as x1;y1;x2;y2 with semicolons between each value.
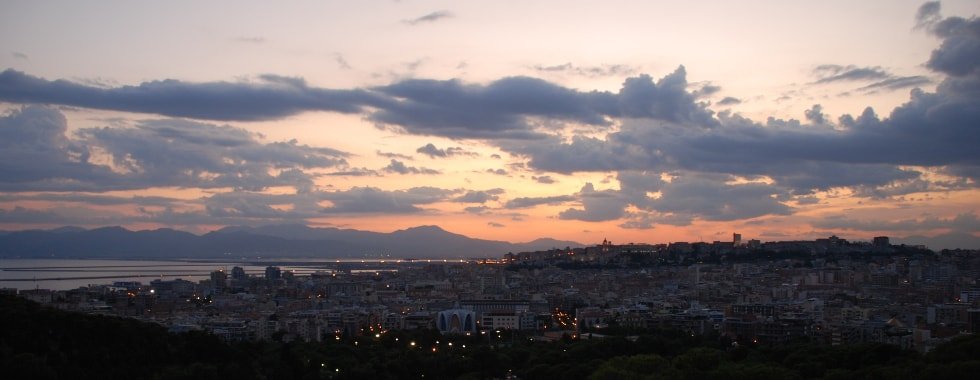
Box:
2;295;979;379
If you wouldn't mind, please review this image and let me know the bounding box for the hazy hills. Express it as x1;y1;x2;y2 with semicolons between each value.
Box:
0;224;582;259
894;232;980;251
1;224;974;259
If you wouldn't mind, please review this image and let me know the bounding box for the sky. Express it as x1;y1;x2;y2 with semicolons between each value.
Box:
0;0;978;249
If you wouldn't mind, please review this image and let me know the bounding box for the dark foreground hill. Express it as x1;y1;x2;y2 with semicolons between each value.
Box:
0;224;582;259
2;295;979;380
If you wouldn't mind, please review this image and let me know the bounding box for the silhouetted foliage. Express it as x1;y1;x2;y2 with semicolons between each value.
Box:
2;295;977;379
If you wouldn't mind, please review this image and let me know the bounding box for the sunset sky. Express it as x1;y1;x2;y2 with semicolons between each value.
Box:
0;0;978;249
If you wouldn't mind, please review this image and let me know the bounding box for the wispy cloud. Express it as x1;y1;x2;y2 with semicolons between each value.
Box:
857;76;931;92
334;53;352;70
376;150;413;160
812;64;891;83
403;10;453;25
504;195;575;209
531;62;637;78
232;36;266;44
812;64;930;92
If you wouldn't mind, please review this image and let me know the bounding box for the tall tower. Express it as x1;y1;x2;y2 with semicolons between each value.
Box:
265;266;281;281
210;270;227;291
733;233;742;246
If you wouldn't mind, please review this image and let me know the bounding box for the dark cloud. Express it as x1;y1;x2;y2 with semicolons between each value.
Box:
0;105;103;191
370;76;615;139
803;104;827;124
716;96;741;106
505;48;979;194
383;159;440;175
416;143;447;158
923;9;980;77
0;106;347;192
463;206;490;215
80;119;346;191
2;66;715;141
0;69;385;121
430;167;791;228
615;170;665;210
486;168;508;176
11;52;28;60
503;134;638;174
487;222;505;228
403;10;453;25
619;218;656;230
532;175;556;184
850;175;972;199
205;191;322;220
796;196;820;205
71;76;120;89
915;1;943;30
370;67;716;139
453;189;504;203
644;174;792;222
558;183;628;222
504;195;576;209
416;143;478;158
321;186;454;214
615;67;719;126
814;213;980;233
691;83;721;98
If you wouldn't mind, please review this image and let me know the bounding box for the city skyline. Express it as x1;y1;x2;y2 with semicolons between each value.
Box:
1;1;978;249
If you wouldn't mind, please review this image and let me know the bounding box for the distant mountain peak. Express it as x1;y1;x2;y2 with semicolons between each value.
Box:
399;225;447;233
49;226;86;233
90;226;130;233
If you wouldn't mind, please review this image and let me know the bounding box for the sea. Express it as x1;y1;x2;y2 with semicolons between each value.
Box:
0;257;460;291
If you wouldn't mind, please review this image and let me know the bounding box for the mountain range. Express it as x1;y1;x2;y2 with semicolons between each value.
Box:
0;224;583;259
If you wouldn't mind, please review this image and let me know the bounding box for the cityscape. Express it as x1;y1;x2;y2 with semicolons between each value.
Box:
7;232;979;351
3;232;980;377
